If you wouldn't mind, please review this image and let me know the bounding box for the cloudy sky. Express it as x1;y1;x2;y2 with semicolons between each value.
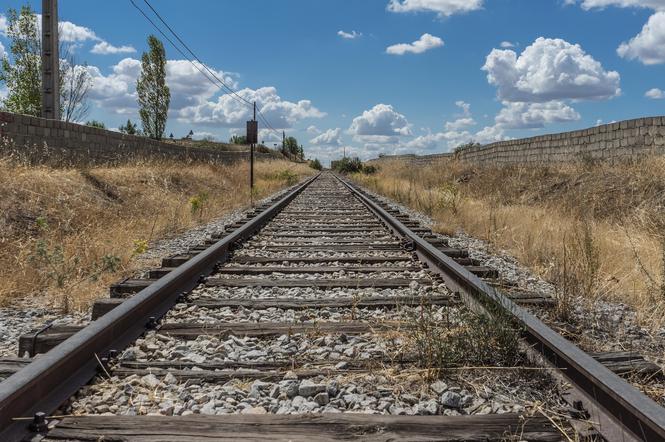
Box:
1;0;664;164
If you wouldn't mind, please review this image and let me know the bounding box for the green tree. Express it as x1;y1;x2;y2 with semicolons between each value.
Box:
283;136;301;157
137;35;170;140
86;120;106;129
119;119;139;135
309;158;323;170
0;6;41;116
230;135;247;144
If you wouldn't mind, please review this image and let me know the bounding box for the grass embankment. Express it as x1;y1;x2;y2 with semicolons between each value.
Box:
353;158;665;329
174;139;275;154
0;158;314;311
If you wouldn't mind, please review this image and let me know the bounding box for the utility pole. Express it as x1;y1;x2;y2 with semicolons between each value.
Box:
282;131;286;156
41;0;60;120
251;101;255;200
246;102;258;206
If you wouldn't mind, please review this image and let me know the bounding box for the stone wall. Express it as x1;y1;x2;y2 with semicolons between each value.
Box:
0;111;282;166
369;116;665;166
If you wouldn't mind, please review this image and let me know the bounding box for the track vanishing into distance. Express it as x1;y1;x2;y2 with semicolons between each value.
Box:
0;172;664;441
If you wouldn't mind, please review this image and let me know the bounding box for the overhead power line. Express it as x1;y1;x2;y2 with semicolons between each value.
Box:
128;0;249;110
140;0;252;107
130;0;284;139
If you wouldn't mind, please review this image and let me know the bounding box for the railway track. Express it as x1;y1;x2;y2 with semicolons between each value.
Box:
0;172;664;441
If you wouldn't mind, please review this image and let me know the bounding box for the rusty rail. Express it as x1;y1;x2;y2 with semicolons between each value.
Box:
0;174;318;441
337;174;665;442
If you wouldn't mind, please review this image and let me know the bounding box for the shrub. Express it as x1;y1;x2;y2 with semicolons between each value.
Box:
271;169;299;185
309;158;323;171
332;157;377;175
189;192;209;217
362;164;377;174
454;141;480;154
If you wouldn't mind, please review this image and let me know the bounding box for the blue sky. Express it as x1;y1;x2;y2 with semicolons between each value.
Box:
0;0;664;164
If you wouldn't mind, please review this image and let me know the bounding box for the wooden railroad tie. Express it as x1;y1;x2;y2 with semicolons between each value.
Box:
44;413;563;441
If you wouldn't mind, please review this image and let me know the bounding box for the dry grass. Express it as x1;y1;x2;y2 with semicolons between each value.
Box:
353;157;665;329
0;157;314;311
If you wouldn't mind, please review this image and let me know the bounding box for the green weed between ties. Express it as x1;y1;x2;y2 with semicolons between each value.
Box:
408;303;522;379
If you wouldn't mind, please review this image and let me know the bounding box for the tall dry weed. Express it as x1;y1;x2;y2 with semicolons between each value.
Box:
353;157;665;329
0;156;313;310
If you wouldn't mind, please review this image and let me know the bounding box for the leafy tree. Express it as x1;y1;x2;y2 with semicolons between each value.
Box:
309;158;323;170
283;136;303;159
0;7;92;121
0;6;41;116
230;135;247;144
119;119;139;135
137;35;170;140
86;120;106;129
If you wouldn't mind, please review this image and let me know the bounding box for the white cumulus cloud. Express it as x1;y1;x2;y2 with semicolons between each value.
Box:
408;100;508;153
444;101;476;130
337;30;362;39
646;87;665;99
58;20;98;43
0;13;98;42
87;58;240;116
500;41;515;48
0;13;134;56
178;86;325;129
88;57;324;129
571;0;665;64
348;104;412;142
482;37;621;102
386;33;444;55
310;128;343;146
387;0;484;17
165;60;238;110
87;58;141;115
445;117;475;131
495;101;581;129
617;12;665;64
573;0;665;10
91;41;136;55
0;15;7;36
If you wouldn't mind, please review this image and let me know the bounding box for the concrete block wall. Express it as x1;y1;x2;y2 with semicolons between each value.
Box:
0;111;281;166
455;116;665;165
368;117;665;166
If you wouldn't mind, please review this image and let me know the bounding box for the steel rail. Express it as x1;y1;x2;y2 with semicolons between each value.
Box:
0;174;318;441
337;174;665;442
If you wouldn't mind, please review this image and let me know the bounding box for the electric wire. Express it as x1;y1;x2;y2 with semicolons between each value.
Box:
140;0;253;107
128;0;244;107
134;0;284;140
